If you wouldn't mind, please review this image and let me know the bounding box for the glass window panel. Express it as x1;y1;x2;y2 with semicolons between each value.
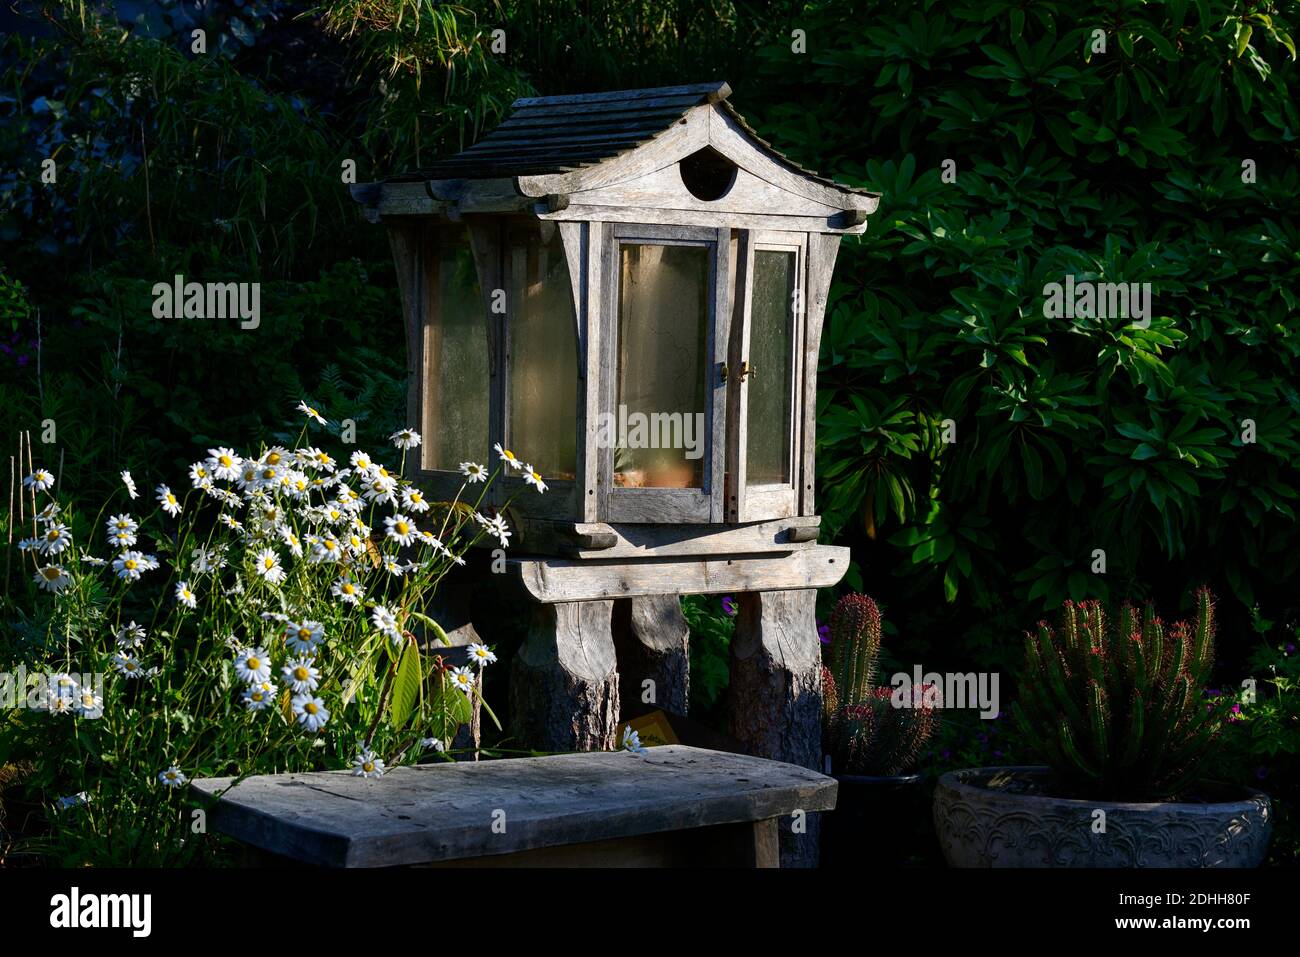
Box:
507;226;578;480
746;249;796;486
424;230;489;471
615;243;709;489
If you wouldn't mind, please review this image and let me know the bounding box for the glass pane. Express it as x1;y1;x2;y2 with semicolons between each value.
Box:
615;243;709;489
507;226;578;480
746;249;795;485
424;230;489;471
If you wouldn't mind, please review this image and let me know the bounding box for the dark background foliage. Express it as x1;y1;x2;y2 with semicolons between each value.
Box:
2;0;1298;854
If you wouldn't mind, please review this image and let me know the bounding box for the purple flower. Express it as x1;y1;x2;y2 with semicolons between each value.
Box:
993;750;1004;759
941;749;951;760
720;596;737;617
817;621;831;644
1256;766;1269;781
1286;643;1296;655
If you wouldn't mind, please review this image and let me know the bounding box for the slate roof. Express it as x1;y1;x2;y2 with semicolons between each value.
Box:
388;81;874;197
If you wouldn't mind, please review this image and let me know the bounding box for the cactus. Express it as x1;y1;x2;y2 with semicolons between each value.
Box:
830;593;882;706
824;593;939;776
1011;588;1222;800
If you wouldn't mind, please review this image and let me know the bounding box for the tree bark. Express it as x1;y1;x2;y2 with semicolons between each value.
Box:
613;595;690;716
511;600;620;751
728;588;823;867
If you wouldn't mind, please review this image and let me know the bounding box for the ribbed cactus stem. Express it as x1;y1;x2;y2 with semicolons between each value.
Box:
830;593;881;706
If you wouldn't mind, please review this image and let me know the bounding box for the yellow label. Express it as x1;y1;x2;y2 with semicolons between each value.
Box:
622;710;678;748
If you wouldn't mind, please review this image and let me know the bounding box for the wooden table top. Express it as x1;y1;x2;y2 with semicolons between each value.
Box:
191;745;837;867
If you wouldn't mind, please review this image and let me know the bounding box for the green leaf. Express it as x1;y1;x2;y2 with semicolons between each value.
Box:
389;641;421;732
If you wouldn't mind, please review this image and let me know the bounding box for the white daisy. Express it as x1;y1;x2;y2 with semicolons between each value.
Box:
285;620;324;655
253;547;285;585
234;647;272;684
121;470;138;499
80;553;108;567
241;682;278;711
448;666;477;696
76;688;104;719
309;537;343;564
292;693;330;732
106;513;139;537
522;464;548;494
349;451;373;471
303;447;336;472
331;576;364;606
174;581;198;609
297;400;326;425
116;621;146;649
494;442;521;470
382;555;404;576
352;749;386;778
23;468;55;492
38;522;72;556
421;738;445;753
190;546;226;575
36;502;62;524
206;447;242;481
219;513;244;533
400;486;431;513
156;484;182;517
33;564;72;593
278;525;304;558
112;550;150;581
389;428;422;450
158;766;187;788
282;658;321;694
188;461;213;488
370;605;400;642
622;725;647;754
113;652;144;678
459;461;488;483
384;513;418;547
467;643;497;668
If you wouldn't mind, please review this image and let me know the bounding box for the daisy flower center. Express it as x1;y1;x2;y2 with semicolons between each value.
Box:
123;559;138;570
219;455;233;467
305;703;319;715
298;628;312;641
247;657;261;670
395;522;409;535
42;568;60;580
363;761;375;773
266;452;281;465
264;558;275;569
46;530;60;541
294;666;309;680
342;584;354;594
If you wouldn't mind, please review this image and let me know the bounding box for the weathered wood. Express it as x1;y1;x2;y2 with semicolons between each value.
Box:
191;744;834;868
561;165;841;220
506;545;849;603
799;233;842;516
387;221;426;479
613;595;689;715
513;516;821;559
510;600;619;751
540;203;866;234
728;589;824;868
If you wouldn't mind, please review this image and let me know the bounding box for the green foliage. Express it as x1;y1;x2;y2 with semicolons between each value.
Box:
680;595;734;715
1012;589;1224;799
824;594;939;776
748;1;1300;622
1205;612;1300;866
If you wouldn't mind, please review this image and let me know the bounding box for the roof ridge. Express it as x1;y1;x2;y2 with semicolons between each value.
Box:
511;82;730;109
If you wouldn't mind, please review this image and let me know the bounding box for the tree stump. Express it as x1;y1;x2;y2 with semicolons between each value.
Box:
613;595;690;716
728;588;823;868
511;600;620;751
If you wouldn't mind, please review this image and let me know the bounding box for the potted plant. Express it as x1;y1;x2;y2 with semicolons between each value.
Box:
820;594;940;866
933;589;1273;867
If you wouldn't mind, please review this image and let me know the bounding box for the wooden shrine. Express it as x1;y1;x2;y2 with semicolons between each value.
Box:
351;83;878;815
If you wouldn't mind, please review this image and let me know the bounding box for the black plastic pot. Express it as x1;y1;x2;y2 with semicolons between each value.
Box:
821;772;937;867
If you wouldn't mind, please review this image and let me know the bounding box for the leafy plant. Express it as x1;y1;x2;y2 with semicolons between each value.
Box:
1012;589;1224;799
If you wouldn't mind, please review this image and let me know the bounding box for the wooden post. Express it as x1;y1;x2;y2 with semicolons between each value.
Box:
728;588;823;868
613;595;690;716
511;600;620;751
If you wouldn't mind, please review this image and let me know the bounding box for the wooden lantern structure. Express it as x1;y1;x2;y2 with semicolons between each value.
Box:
352;82;878;779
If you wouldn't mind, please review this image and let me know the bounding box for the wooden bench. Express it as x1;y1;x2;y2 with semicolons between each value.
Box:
191;745;836;867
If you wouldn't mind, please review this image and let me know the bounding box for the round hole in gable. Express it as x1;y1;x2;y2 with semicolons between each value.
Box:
679;147;737;202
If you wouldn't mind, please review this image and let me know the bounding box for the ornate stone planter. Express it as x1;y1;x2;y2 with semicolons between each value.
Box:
933;766;1272;868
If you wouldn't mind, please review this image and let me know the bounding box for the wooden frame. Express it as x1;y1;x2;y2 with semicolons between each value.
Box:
600;223;729;524
727;229;805;522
